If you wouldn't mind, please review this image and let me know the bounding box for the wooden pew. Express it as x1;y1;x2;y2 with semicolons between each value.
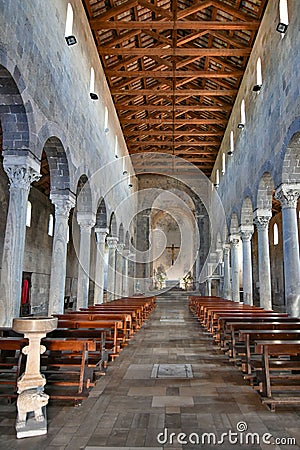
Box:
0;337;27;399
238;330;300;375
0;337;96;403
253;340;300;411
55;312;133;340
221;320;300;360
57;319;123;359
216;316;298;346
41;338;96;403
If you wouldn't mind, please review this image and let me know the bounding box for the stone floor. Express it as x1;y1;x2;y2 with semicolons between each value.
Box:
0;292;300;450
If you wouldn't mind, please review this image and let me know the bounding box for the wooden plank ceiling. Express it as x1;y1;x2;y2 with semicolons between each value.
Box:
82;0;268;175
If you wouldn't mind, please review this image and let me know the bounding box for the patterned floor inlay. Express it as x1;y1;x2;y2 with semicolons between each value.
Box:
151;363;193;378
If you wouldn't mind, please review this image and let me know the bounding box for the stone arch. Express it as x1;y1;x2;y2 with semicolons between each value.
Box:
229;213;239;235
0;64;30;153
76;174;92;212
281;131;300;184
109;212;117;237
240;197;254;226
256;172;275;210
118;223;124;243
125;231;130;248
95;198;108;228
39;136;71;194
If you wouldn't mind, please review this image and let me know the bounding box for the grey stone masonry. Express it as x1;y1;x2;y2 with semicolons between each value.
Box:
0;154;40;326
48;192;76;315
275;184;300;316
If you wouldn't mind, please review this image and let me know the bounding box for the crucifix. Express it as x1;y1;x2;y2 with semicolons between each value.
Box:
166;244;179;265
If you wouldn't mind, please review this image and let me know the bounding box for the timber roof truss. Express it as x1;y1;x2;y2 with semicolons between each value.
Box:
82;0;268;175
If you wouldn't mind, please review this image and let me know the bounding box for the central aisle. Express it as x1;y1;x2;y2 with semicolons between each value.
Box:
4;291;299;450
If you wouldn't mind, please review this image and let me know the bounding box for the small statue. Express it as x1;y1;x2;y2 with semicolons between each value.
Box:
16;389;49;429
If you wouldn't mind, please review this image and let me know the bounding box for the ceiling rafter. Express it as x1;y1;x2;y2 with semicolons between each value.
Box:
82;0;268;174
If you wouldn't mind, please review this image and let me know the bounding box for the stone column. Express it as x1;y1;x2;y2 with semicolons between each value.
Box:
115;243;125;299
127;253;135;296
275;184;300;317
122;249;130;297
253;209;272;310
93;228;109;305
230;235;240;302
48;193;76;315
207;278;212;296
0;155;41;327
76;212;96;310
106;236;118;301
223;244;232;300
239;226;254;305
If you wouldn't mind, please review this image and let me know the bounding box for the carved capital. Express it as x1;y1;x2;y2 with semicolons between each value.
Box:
107;236;118;249
239;226;254;242
117;243;125;254
77;212;96;231
95;228;109;244
50;193;76;219
229;235;239;248
275;184;300;209
253;215;271;230
253;209;272;231
5;165;41;191
223;244;230;256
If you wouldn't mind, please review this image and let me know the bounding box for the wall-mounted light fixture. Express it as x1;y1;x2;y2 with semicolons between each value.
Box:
253;84;262;92
238;100;245;129
276;0;289;33
276;22;288;33
65;4;77;46
90;92;98;100
65;35;77;46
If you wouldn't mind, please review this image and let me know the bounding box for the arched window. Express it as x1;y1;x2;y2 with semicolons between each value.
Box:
222;152;226;174
215;169;220;186
238;99;245;128
89;67;98;100
48;214;54;237
65;3;77;46
253;57;262;92
114;135;118;158
67;225;70;244
228;130;234;155
104;106;109;133
273;223;279;245
26;201;32;227
276;0;289;33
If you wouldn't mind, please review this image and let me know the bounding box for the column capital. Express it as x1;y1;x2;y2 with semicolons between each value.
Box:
223;244;230;255
229;235;240;247
107;236;118;249
95;228;109;244
117;243;125;253
239;225;254;241
275;183;300;209
3;154;41;191
50;192;76;217
253;209;272;230
77;212;96;230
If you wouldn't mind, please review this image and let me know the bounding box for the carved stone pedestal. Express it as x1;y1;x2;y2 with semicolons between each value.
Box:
12;317;57;438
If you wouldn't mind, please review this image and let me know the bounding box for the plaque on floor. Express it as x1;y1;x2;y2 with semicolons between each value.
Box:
151;363;193;378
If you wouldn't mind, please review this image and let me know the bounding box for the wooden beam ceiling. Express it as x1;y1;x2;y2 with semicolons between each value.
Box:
82;0;268;175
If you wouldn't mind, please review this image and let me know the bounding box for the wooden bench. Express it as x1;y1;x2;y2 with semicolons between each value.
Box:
0;337;27;400
57;319;123;359
0;337;97;404
221;321;300;361
238;330;300;375
216;316;299;346
253;340;300;411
